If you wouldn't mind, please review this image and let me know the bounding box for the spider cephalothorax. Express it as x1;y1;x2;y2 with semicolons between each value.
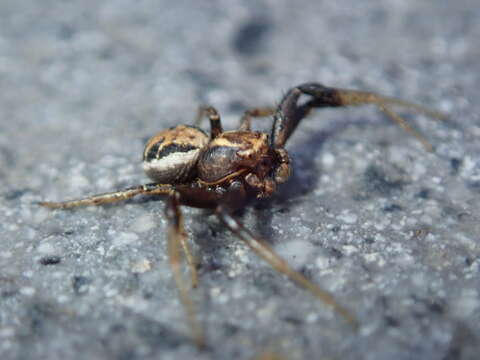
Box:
39;83;445;348
197;130;289;198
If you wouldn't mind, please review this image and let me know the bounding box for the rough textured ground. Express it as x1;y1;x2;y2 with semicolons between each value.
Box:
1;1;479;359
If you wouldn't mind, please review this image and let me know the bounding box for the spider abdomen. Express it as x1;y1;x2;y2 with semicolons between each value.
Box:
143;125;209;184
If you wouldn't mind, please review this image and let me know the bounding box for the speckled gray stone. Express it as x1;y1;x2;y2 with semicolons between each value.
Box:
1;1;479;359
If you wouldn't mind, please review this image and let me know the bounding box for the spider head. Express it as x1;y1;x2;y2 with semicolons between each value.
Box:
198;131;290;198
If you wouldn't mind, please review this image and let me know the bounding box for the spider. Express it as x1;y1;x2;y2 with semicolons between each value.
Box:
39;82;445;348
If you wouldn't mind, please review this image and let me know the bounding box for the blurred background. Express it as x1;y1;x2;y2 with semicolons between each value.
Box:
0;1;479;359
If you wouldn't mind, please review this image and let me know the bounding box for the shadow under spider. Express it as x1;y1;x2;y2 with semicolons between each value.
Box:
251;118;373;245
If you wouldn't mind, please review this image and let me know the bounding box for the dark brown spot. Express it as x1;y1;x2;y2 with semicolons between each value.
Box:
362;165;405;196
233;17;272;56
450;157;462;175
72;275;91;295
39;256;61;265
156;143;198;160
144;142;161;161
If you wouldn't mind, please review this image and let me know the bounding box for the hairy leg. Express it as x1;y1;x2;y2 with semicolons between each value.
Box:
238;107;276;131
166;192;198;288
216;207;358;328
301;83;446;151
194;105;223;139
165;192;204;348
38;183;173;209
272;82;446;150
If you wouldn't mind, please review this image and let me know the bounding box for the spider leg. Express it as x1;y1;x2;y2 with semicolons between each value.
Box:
272;82;446;150
38;183;173;209
194;105;223;139
166;191;199;288
300;83;446;151
216;207;358;329
165;192;204;348
238;107;276;131
376;103;434;151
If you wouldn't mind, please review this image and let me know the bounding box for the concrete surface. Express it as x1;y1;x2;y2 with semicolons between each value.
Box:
1;1;479;359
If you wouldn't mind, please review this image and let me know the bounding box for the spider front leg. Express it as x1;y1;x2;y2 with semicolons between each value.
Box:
38;183;173;209
194;105;223;139
272;82;446;150
216;207;358;328
165;192;204;348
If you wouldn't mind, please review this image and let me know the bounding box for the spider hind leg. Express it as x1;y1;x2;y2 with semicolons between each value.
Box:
165;192;204;348
216;207;358;328
38;184;173;209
